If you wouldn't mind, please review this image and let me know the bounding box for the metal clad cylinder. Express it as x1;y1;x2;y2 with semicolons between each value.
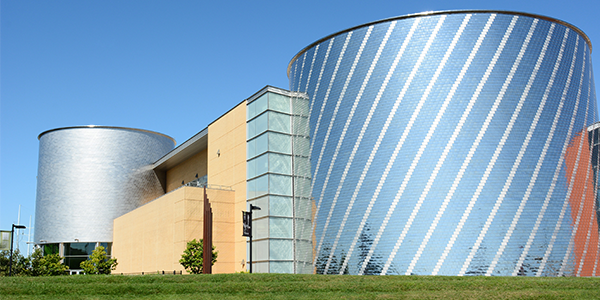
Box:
35;126;174;244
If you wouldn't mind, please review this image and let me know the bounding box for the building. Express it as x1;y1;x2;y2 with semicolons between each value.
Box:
35;10;599;276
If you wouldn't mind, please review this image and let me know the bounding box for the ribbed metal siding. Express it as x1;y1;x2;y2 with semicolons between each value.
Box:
289;12;598;276
35;127;174;244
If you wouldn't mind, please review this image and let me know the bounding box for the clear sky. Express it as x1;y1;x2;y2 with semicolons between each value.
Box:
2;0;599;254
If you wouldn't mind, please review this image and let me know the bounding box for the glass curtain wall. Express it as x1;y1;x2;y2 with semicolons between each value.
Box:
246;88;311;273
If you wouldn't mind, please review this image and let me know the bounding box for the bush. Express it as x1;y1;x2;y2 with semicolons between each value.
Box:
30;248;68;276
179;239;217;274
80;246;117;275
0;249;30;276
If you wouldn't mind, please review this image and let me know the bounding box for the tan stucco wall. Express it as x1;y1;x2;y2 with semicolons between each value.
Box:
165;149;208;193
207;101;247;272
112;186;236;274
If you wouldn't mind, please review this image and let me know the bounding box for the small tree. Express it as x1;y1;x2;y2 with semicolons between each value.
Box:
80;246;117;275
30;248;68;276
179;239;217;274
0;249;30;276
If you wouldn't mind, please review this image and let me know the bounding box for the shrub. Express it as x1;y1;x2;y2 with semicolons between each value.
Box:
179;239;217;274
80;246;117;275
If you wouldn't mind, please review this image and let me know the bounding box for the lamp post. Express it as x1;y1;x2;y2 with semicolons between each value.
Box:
9;224;26;276
249;204;261;273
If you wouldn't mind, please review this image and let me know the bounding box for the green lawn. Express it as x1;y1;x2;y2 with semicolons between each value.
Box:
1;273;599;299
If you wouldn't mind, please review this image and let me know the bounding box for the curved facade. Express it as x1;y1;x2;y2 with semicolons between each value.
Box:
288;11;599;276
35;126;175;245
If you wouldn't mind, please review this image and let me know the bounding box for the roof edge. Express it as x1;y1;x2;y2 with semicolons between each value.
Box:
287;9;592;77
38;125;175;144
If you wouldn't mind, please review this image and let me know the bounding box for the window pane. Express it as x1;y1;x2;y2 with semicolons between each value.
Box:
248;196;268;219
269;174;292;196
269;153;291;175
253;261;269;273
294;177;311;197
255;175;268;198
253;240;269;261
293;115;310;136
293;136;310;156
247;112;268;140
295;218;313;240
268;111;290;134
270;239;293;260
294;197;313;220
65;243;95;256
247;101;255;120
247;139;255;159
247;118;255;139
65;257;88;270
269;93;290;113
293;156;311;177
270;217;293;238
246;178;256;199
255;133;268;157
255;154;268;177
253;94;268;117
292;96;310;115
43;244;59;256
268;132;291;154
247;158;255;179
270;196;293;217
295;240;313;263
270;261;293;273
253;218;269;240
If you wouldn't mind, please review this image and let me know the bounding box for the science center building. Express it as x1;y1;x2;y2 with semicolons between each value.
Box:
34;10;600;276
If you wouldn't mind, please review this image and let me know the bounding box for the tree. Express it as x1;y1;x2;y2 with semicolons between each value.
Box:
80;246;117;275
0;249;30;276
179;239;217;274
30;248;68;276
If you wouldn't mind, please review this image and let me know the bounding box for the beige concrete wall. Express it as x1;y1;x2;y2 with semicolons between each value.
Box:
207;101;247;272
112;186;236;274
166;149;208;193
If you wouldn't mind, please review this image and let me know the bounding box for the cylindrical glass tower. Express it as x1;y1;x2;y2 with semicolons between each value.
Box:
288;10;598;276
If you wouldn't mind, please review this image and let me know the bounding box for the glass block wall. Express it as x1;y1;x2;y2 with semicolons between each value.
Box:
246;87;312;273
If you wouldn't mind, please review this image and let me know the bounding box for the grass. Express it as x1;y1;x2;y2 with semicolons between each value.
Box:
1;273;599;299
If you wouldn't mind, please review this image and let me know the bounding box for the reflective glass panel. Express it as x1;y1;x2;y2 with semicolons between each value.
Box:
270;196;293;217
255;133;269;157
270;217;293;238
269;174;292;196
248;94;268;120
43;244;59;256
269;93;290;114
270;239;293;260
248;196;268;219
253;218;269;240
270;261;293;273
253;240;269;261
248;112;268;139
268;132;291;154
65;243;95;256
268;111;290;134
269;153;291;175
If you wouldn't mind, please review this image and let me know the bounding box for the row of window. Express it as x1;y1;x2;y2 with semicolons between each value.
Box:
42;242;112;270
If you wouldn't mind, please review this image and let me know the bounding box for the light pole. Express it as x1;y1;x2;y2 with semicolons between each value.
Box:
9;224;26;276
249;204;261;273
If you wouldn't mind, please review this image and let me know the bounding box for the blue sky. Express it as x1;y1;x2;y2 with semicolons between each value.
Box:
2;0;599;254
